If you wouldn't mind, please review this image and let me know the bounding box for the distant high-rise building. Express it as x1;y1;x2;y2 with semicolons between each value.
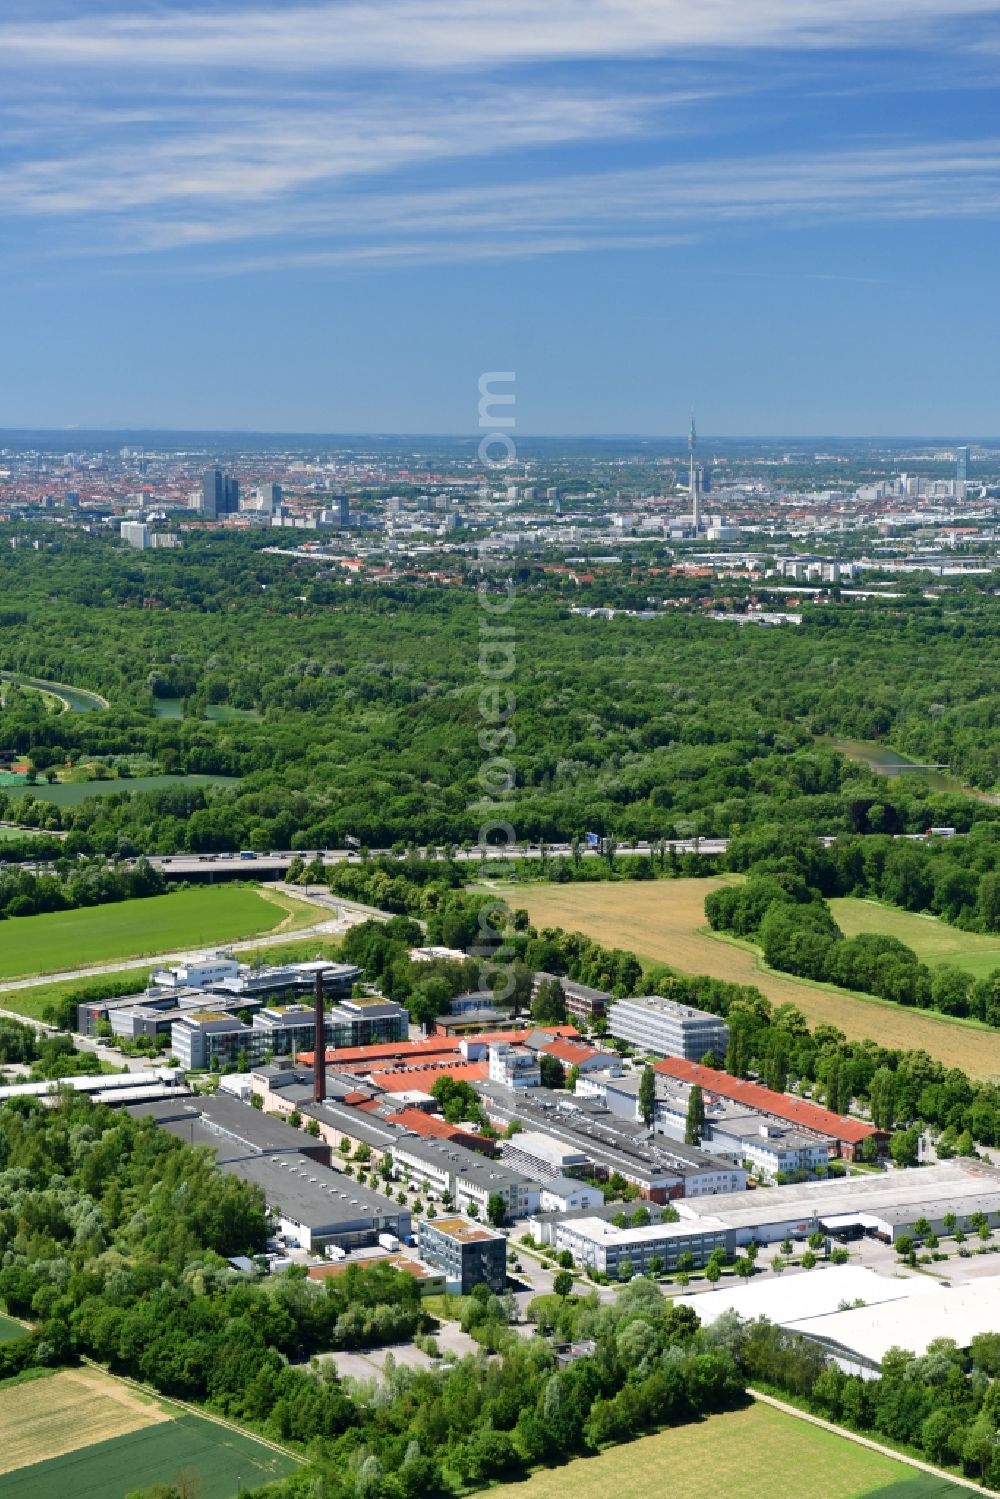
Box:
120;520;150;550
202;467;224;518
956;446;970;483
260;482;282;513
201;467;240;517
331;493;349;526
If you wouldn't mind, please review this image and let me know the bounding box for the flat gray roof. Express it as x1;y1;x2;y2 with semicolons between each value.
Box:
680;1159;1000;1231
477;1081;736;1183
223;1152;408;1232
393;1133;536;1191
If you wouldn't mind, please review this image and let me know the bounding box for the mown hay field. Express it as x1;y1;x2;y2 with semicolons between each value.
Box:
497;1401;912;1499
0;1368;298;1499
0;1367;166;1476
498;879;1000;1077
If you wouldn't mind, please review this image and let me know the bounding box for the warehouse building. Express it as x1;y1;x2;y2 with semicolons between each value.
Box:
787;1276;1000;1375
608;995;729;1062
555;1213;731;1277
676;1159;1000;1245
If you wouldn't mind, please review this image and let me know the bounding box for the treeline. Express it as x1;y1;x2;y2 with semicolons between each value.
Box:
707;875;999;1023
741;1315;1000;1486
337;872;642;1030
0;856;165;920
0;1095;747;1499
726;825;1000;933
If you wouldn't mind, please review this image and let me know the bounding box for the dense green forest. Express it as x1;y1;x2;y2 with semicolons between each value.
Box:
2;532;1000;853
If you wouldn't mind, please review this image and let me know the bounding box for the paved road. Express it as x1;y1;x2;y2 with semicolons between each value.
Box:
750;1390;991;1494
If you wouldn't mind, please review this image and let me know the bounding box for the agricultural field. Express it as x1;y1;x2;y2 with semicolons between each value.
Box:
500;879;1000;1077
0;1367;297;1499
497;1401;914;1499
830;897;1000;981
0;884;317;983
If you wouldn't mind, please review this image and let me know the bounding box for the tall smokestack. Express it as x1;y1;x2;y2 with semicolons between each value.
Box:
314;969;326;1104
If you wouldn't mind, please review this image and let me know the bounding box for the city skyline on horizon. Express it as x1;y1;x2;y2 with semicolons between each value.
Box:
1;1;999;433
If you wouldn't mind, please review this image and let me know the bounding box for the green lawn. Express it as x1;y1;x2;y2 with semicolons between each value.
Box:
15;773;238;806
0;885;316;982
0;1315;27;1344
830;897;1000;980
497;1402;914;1499
0;1411;298;1499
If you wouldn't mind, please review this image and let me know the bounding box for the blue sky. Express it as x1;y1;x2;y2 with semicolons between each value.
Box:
2;0;999;435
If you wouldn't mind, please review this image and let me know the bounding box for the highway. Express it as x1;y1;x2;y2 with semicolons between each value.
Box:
135;838;729;879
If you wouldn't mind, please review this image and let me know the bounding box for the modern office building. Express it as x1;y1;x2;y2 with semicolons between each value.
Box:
607;995;729;1062
260;481;283;512
417;1215;507;1293
957;445;970;483
202;467;240;519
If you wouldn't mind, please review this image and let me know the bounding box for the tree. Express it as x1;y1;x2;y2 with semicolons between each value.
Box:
705;1259;722;1288
890;1127;919;1169
638;1065;656;1129
486;1193;506;1228
685;1085;706;1146
801;1250;817;1270
539;1054;566;1090
532;978;567;1026
735;1256;754;1283
771;1254;786;1275
553;1270;573;1299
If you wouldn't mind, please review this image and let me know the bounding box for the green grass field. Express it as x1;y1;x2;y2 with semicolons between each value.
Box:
0;1315;27;1344
0;971;154;1022
0;825;43;841
17;773;238;806
0;885;317;982
0;1411;298;1499
497;1402;915;1499
831;897;1000;980
864;1481;974;1499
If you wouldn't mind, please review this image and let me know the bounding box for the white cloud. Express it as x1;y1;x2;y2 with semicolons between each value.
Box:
1;0;1000;71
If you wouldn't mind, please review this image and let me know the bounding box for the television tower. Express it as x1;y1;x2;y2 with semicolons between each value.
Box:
688;413;702;533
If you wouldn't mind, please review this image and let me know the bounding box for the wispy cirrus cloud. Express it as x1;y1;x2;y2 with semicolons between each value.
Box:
2;0;1000;71
1;0;999;279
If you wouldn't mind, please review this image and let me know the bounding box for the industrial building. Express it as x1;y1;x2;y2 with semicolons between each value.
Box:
417;1215;507;1293
170;994;407;1070
675;1159;1000;1245
531;971;611;1022
390;1136;540;1221
608;995;729;1062
602;1072;830;1183
654;1057;887;1161
477;1081;746;1201
554;1213;731;1277
129;1093;410;1251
